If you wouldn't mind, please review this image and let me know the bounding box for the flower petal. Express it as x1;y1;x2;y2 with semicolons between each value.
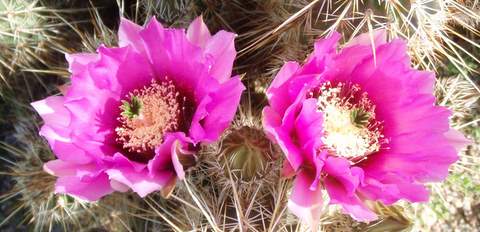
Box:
107;153;174;197
43;159;99;178
189;76;244;143
203;30;236;83
118;17;145;53
31;96;70;128
359;173;429;204
55;173;113;201
324;176;377;222
65;53;99;73
149;132;194;180
186;16;212;49
323;156;362;196
346;29;387;48
288;170;324;227
295;98;324;157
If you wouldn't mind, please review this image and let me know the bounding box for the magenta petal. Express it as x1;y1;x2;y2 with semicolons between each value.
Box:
346;29;387;48
110;179;130;192
273;103;304;170
358;177;402;204
171;142;195;180
118;17;145;53
359;174;429;204
140;17;204;83
263;105;307;171
268;62;300;90
281;160;296;178
444;129;471;151
44;160;76;176
31;96;70;129
65;53;99;73
323;156;362;196
381;174;429;202
149;132;193;180
408;70;435;95
55;173;113;201
266;86;321;172
32;97;94;164
107;153;174;197
295;98;324;155
203;30;236;83
187;16;212;48
40;130;92;164
324;176;377;222
43;159;99;178
189;76;244;143
96;45;154;95
288;170;324;226
313;32;341;58
265;62;305;115
309;153;326;191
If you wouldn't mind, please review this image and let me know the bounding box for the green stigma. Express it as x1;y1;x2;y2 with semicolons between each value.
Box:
350;108;372;128
120;96;142;119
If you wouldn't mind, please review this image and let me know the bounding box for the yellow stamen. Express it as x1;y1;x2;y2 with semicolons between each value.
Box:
116;79;182;153
316;82;385;159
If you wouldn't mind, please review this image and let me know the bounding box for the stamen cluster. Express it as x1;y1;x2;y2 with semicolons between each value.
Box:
116;79;182;153
312;82;386;159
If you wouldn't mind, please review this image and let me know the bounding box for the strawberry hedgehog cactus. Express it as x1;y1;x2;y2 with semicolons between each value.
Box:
24;2;475;231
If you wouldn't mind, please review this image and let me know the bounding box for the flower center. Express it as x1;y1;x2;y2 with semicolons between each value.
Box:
116;79;183;153
314;81;386;159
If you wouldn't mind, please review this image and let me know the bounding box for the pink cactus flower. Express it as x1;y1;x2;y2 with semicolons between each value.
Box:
263;31;468;224
32;17;244;201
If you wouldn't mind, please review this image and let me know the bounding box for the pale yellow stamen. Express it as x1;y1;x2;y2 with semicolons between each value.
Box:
316;82;385;159
116;79;181;153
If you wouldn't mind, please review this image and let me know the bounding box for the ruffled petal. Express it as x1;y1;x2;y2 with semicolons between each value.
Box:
65;53;99;74
96;45;154;96
31;96;70;129
186;16;212;48
203;30;236;83
43;159;99;178
266;62;301;114
444;129;471;151
189;76;244;143
149;132;194;180
32;97;94;164
294;98;324;159
323;157;362;196
110;179;130;192
55;173;113;201
139;17;206;93
106;153;174;197
324;176;377;222
313;32;341;58
359;174;429;204
272;102;304;170
288;170;324;227
346;29;387;48
118;17;145;53
263;75;321;171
